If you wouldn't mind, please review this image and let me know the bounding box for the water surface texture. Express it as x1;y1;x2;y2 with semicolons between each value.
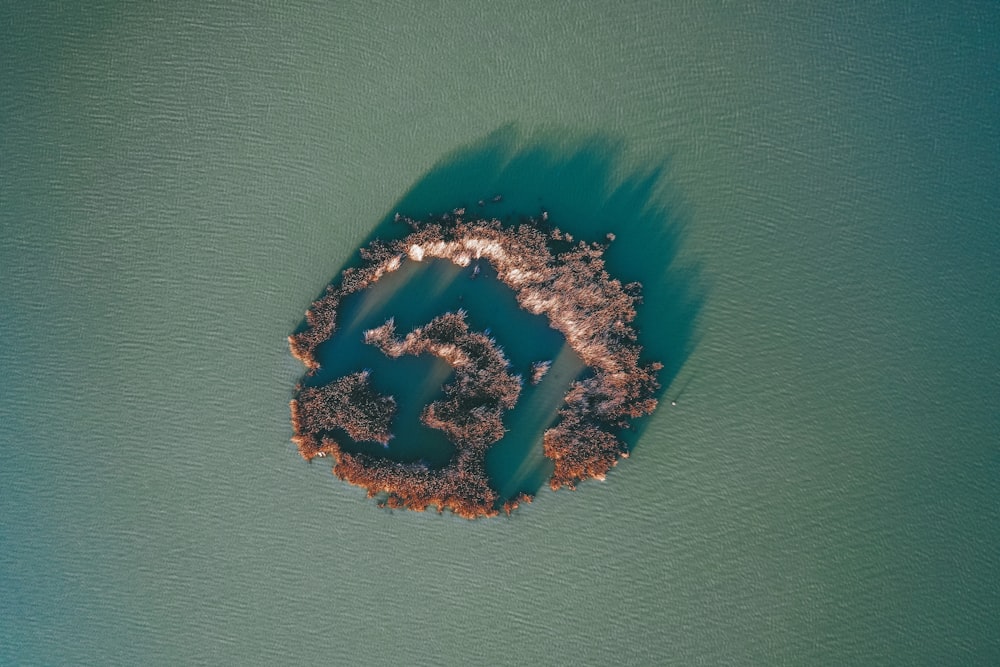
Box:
2;2;998;665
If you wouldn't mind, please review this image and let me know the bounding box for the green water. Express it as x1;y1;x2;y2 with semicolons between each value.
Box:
2;2;998;665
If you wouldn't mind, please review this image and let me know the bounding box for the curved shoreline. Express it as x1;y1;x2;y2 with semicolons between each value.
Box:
290;209;661;517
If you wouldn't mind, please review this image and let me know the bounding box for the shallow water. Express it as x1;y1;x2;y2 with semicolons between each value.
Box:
2;1;998;665
304;255;581;485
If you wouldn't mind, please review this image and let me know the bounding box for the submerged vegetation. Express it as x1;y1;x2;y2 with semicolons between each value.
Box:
290;208;661;518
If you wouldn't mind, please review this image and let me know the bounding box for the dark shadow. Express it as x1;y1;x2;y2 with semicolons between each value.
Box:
293;124;705;499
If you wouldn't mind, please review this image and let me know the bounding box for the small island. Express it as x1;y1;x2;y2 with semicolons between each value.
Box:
289;208;662;518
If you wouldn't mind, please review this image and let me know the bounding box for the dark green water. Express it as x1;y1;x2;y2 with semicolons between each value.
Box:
2;2;998;665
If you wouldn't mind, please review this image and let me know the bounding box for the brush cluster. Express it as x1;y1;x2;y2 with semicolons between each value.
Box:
289;210;661;516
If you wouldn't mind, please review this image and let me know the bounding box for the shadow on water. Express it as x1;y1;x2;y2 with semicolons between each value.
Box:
293;124;704;500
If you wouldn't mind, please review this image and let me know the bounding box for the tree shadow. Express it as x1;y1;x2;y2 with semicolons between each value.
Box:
294;124;705;498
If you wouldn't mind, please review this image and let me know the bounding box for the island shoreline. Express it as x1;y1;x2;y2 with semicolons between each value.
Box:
290;209;661;518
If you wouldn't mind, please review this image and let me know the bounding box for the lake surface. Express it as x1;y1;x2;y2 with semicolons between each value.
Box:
2;2;998;664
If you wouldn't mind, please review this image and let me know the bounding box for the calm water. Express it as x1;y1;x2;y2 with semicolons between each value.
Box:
2;2;998;664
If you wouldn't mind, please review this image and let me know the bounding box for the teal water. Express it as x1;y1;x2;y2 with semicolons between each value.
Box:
2;2;999;665
305;255;579;485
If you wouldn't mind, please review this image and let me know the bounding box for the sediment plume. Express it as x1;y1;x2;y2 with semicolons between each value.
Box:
289;209;661;516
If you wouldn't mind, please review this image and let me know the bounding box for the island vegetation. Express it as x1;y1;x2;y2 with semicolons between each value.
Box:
289;208;661;517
